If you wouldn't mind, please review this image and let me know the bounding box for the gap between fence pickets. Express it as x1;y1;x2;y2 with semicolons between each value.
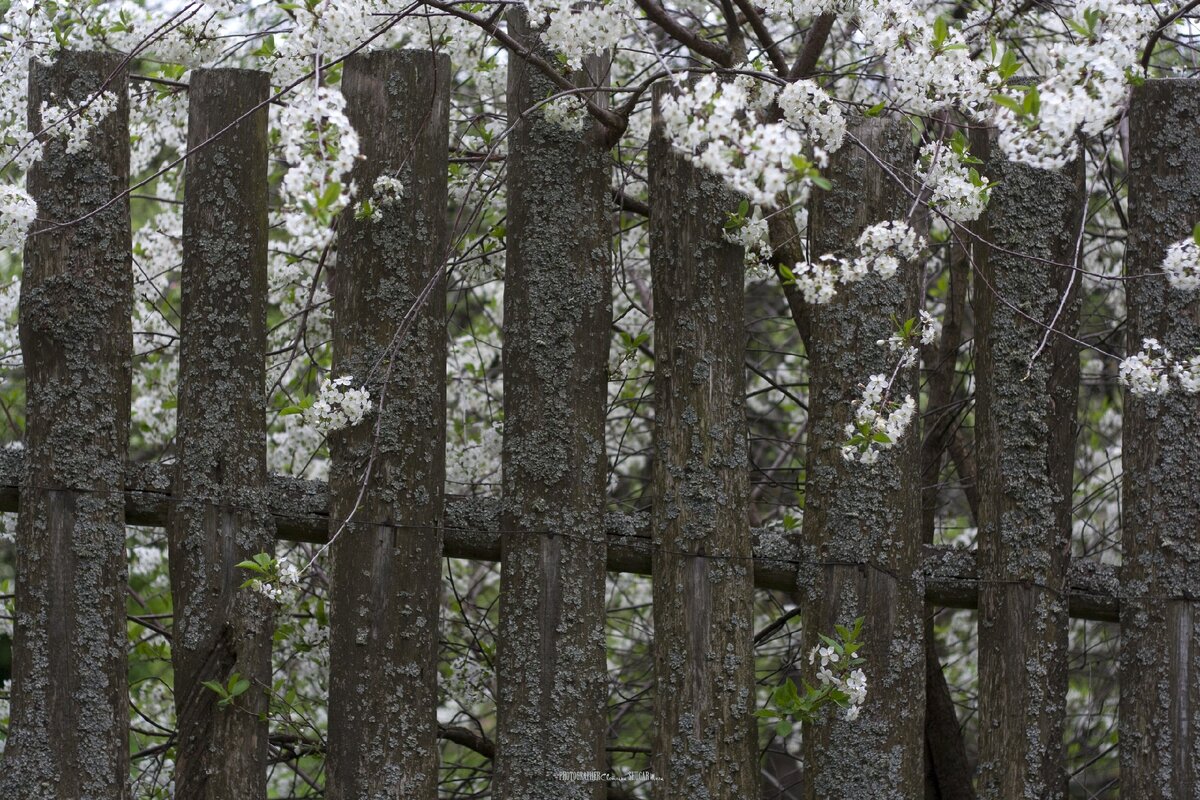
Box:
0;448;1119;621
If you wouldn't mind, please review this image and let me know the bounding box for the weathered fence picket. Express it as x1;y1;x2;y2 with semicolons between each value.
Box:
799;117;924;798
324;50;449;799
647;83;759;798
972;129;1085;799
169;67;274;800
1120;78;1200;799
493;10;613;800
3;45;1200;800
1;52;133;799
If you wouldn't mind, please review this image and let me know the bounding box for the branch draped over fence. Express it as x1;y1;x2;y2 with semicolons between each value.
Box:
0;449;1121;621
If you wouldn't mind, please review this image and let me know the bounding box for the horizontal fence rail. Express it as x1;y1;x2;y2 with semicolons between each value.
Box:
0;449;1121;620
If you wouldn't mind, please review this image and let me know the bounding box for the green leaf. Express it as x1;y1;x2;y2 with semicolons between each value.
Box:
319;181;341;210
992;94;1023;115
775;719;793;737
864;101;886;118
999;49;1020;81
1193;222;1200;246
933;16;949;49
1022;86;1041;117
810;174;832;191
202;680;227;698
229;678;251;698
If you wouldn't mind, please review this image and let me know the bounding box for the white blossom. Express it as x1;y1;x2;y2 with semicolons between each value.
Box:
919;310;942;345
1161;237;1200;292
0;185;37;249
39;91;119;155
307;375;374;434
778;79;846;153
541;93;589;133
916;141;990;223
659;73;824;208
1173;355;1200;394
1119;338;1171;396
792;219;924;304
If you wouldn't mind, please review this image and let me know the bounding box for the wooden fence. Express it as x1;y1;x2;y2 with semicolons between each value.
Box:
0;43;1196;800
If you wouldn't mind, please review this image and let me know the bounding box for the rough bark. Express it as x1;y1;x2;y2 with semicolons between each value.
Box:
648;83;758;800
1120;78;1200;800
798;117;924;799
493;10;613;800
972;130;1084;800
324;50;449;800
168;68;273;800
1;51;132;800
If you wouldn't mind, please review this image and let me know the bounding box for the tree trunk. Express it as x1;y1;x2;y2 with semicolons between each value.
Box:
3;51;132;800
325;50;449;800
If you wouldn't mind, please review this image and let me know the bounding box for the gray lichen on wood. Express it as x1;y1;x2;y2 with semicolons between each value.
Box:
169;67;274;800
798;117;924;799
324;49;449;800
648;81;758;800
971;126;1086;800
492;9;614;800
1120;78;1200;800
1;51;133;800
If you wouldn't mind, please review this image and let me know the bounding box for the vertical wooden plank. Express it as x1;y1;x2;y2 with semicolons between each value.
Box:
799;117;923;799
493;9;613;800
972;131;1085;800
169;68;272;800
648;83;758;799
1121;78;1200;800
325;49;449;800
1;51;132;799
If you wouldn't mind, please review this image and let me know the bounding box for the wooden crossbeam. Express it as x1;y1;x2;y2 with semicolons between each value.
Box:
0;449;1120;621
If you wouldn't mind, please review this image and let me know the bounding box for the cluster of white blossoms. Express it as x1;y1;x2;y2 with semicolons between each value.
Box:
360;174;405;222
857;0;990;116
659;73;843;207
526;0;629;71
759;0;856;20
1161;236;1200;292
842;373;917;465
878;310;942;369
723;202;775;274
540;93;590;133
246;560;301;604
0;184;37;249
777;79;847;153
39;91;120;155
270;0;374;85
1119;338;1200;397
307;375;374;434
808;643;868;722
992;2;1157;169
277;82;361;250
916;139;991;223
791;219;924;303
